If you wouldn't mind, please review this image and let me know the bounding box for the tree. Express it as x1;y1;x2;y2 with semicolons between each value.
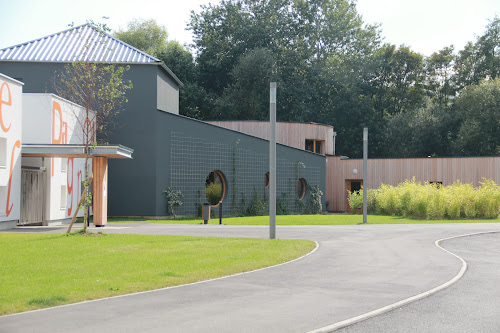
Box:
454;17;500;90
425;46;456;106
453;78;500;156
114;18;169;57
371;44;426;116
188;0;381;137
163;187;183;219
55;23;133;233
217;48;277;120
381;104;457;157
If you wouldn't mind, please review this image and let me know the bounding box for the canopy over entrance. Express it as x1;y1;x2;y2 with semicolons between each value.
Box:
21;144;133;227
21;144;133;159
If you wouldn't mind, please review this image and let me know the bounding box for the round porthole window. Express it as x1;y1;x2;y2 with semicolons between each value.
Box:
296;178;306;200
205;170;226;206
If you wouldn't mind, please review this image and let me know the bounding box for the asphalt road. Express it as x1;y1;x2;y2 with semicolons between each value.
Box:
1;223;499;333
336;232;500;333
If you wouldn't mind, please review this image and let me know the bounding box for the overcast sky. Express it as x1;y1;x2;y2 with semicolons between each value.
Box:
0;0;498;56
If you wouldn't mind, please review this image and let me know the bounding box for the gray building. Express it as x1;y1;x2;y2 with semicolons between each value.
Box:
0;24;326;217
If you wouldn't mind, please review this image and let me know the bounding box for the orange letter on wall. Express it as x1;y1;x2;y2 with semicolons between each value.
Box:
6;140;21;217
67;158;74;216
0;82;12;133
62;122;68;145
77;170;82;204
52;101;63;176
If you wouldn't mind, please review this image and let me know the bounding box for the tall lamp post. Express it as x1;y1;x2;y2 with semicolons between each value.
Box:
269;82;277;239
363;128;368;224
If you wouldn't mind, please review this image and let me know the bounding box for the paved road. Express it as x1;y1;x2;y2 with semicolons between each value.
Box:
1;223;499;333
336;232;500;333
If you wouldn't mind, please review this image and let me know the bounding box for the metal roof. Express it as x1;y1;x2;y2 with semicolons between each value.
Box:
0;24;161;64
0;24;183;86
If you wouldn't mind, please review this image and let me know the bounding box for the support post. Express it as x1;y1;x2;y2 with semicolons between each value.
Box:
269;82;277;239
363;128;368;224
219;201;222;225
93;157;108;226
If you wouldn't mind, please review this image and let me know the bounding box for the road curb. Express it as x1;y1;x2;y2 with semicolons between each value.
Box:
307;230;500;333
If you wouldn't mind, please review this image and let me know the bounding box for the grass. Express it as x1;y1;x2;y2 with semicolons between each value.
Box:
0;232;314;315
107;214;500;225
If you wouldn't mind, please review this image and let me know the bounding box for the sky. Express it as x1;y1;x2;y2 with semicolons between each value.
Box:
0;0;498;56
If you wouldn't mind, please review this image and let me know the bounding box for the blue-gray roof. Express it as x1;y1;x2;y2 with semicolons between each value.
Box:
0;24;182;86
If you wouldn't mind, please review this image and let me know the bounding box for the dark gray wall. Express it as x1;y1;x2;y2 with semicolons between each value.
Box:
0;61;162;215
154;111;326;217
0;61;326;217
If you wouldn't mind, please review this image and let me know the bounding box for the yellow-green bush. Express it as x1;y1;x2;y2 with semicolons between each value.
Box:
348;178;500;219
347;190;363;212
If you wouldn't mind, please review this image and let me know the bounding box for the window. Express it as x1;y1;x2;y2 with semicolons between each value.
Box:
305;139;324;154
296;178;307;200
430;181;443;188
0;137;6;168
0;186;5;215
60;185;67;209
205;170;226;206
61;158;67;172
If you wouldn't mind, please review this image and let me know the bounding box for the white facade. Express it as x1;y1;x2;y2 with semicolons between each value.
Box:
22;94;95;223
0;74;23;229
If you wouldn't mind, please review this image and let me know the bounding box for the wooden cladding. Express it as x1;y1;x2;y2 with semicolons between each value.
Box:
326;156;500;212
207;121;334;155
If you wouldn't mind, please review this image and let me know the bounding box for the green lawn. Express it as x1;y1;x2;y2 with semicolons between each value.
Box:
108;214;500;225
0;232;314;315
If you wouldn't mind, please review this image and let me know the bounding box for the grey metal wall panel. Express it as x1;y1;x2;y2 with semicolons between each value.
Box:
154;111;326;217
156;67;179;114
0;61;160;216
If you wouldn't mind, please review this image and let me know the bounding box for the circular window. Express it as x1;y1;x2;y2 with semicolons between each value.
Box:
265;172;270;188
205;170;226;206
296;178;306;200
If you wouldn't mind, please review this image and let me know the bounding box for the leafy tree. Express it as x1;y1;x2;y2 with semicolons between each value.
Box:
425;46;456;106
188;0;382;154
114;18;169;57
163;187;183;219
217;48;277;120
55;23;133;233
381;104;457;157
454;17;500;90
453;78;500;156
371;44;426;116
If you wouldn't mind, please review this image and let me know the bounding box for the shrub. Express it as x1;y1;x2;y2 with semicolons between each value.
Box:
205;182;222;206
277;192;290;215
306;185;323;214
427;184;446;219
247;189;266;216
163;187;183;219
445;181;463;219
347;189;363;213
476;179;500;218
376;184;399;215
367;188;378;212
365;178;500;219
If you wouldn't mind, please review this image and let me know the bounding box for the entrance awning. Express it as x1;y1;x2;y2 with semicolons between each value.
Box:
21;144;133;159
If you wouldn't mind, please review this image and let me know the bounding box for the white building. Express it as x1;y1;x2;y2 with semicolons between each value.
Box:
0;74;23;229
21;94;95;225
0;72;132;230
